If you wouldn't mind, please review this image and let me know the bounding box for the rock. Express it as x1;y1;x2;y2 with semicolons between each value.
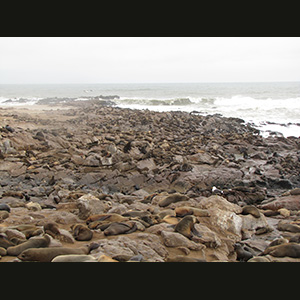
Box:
160;230;205;251
90;234;168;262
278;208;290;217
76;193;110;220
199;195;242;214
25;201;42;211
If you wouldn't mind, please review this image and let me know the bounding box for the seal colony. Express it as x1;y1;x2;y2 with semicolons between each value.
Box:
0;99;300;262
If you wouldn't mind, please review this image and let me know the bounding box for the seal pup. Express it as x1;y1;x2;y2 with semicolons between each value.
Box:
234;243;253;262
174;215;201;240
18;243;99;262
71;224;93;241
7;235;51;256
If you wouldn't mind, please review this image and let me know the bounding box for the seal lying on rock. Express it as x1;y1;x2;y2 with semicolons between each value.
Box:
18;243;99;262
260;243;300;258
158;193;189;207
241;205;261;218
7;234;51;256
51;254;97;262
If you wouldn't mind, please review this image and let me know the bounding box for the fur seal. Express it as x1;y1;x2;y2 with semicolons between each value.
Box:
18;243;98;262
43;222;60;237
158;193;189;207
241;205;261;218
260;243;300;258
0;234;15;249
103;221;137;236
166;256;206;262
7;234;51;256
51;254;97;262
86;213;128;226
175;206;210;217
234;243;253;262
71;224;93;241
277;221;300;233
289;234;300;243
0;203;11;213
174;215;201;239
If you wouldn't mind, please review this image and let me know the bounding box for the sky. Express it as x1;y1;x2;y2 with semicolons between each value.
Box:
0;37;300;84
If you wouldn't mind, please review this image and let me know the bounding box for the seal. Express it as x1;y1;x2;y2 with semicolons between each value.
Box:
7;234;51;256
289;234;300;243
51;254;97;262
103;221;137;236
71;224;93;241
0;203;11;213
0;234;15;249
86;213;128;226
166;256;207;262
260;243;300;258
43;222;60;237
18;243;99;262
174;215;201;239
234;243;253;262
158;193;189;207
277;221;300;233
241;205;261;218
175;206;210;217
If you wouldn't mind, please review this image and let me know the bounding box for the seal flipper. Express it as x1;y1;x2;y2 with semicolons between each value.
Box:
191;225;202;238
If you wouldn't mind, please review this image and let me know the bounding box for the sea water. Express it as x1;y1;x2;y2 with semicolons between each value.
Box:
0;82;299;137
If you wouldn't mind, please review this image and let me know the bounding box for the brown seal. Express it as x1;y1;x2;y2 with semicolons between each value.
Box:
86;213;128;227
241;205;261;218
175;206;210;217
103;221;137;236
71;224;93;241
18;243;99;262
174;215;201;239
0;234;15;249
260;243;300;258
158;193;189;207
234;243;253;262
277;221;300;233
7;235;51;256
43;222;60;237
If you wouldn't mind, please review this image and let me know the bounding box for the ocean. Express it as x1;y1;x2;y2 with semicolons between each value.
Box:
0;82;299;137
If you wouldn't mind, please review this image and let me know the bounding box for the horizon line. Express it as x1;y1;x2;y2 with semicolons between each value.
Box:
0;80;299;85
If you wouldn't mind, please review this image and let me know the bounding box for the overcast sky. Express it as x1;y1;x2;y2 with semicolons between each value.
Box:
0;37;300;84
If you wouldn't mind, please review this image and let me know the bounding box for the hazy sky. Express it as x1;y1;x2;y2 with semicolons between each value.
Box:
0;37;300;84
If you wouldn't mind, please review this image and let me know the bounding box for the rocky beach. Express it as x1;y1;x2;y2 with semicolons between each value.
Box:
1;99;300;262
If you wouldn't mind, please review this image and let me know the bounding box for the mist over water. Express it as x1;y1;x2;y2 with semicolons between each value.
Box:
0;82;299;137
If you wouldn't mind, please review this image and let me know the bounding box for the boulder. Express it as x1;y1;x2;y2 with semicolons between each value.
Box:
76;193;110;220
160;230;205;251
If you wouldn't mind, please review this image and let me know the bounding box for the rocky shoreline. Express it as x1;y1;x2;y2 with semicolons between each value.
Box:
0;100;300;262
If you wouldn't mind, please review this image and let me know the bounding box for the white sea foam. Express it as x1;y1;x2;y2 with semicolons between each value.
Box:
0;82;299;137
